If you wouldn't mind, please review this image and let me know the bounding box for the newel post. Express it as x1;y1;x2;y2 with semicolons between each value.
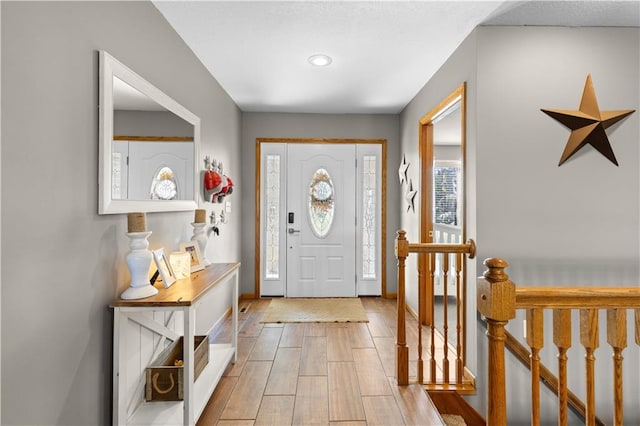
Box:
477;258;516;426
395;230;409;385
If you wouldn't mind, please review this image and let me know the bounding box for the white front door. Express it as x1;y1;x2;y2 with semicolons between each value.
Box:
120;141;194;200
286;144;357;297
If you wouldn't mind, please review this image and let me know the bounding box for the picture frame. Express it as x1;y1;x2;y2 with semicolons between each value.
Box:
180;241;205;273
152;248;176;288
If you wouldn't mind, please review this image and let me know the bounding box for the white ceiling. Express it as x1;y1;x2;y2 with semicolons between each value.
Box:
153;1;640;114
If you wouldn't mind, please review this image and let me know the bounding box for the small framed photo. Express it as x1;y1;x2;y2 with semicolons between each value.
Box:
153;248;176;288
180;241;205;273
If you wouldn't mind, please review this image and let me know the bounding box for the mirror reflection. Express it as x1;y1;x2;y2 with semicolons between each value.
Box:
112;77;195;201
99;51;200;214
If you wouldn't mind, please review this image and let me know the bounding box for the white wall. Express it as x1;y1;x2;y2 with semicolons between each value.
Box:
1;2;241;424
241;112;401;297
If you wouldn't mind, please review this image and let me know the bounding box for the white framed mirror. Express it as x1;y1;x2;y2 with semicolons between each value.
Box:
99;51;200;214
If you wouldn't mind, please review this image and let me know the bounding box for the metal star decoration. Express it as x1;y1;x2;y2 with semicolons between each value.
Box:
541;74;635;166
398;154;409;185
405;179;417;213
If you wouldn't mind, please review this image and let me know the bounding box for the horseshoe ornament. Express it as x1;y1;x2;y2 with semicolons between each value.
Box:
152;372;175;394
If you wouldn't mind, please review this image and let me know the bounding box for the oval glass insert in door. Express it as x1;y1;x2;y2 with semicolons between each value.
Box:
150;166;178;200
308;168;335;238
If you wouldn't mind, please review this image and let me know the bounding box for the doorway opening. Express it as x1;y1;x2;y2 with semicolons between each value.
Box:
256;138;387;298
419;84;466;327
418;84;471;390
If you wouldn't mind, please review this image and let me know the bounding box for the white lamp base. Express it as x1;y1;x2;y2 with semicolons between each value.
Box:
191;222;212;266
121;231;158;300
120;284;158;300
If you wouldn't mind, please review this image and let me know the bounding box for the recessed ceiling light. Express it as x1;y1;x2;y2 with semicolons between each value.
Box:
308;54;332;67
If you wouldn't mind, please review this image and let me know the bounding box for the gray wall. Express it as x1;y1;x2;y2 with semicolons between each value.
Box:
476;26;639;267
434;145;462;162
474;25;639;425
401;25;639;423
114;110;194;137
1;2;241;424
241;112;401;297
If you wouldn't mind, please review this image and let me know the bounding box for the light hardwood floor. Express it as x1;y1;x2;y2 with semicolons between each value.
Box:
197;297;445;426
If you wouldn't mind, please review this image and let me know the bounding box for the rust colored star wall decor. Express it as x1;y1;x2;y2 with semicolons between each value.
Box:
541;74;635;166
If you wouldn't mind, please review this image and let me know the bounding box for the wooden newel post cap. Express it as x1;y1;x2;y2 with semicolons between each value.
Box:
483;258;509;282
395;230;409;258
477;258;516;321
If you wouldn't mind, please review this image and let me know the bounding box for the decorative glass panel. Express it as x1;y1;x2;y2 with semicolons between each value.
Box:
111;152;122;199
150;166;177;200
362;156;376;279
308;168;335;238
265;155;280;278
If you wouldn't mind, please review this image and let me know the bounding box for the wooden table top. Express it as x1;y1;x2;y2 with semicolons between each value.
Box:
111;262;240;308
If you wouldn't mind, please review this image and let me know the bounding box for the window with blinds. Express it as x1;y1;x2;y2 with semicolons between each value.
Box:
433;161;461;226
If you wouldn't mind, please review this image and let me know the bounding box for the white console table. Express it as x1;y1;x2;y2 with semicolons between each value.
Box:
112;262;239;425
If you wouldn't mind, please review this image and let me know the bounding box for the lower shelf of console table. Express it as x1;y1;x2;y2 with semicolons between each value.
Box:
129;344;234;425
111;262;239;426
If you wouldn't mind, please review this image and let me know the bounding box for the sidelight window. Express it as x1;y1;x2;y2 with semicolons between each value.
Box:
265;155;281;278
362;155;377;279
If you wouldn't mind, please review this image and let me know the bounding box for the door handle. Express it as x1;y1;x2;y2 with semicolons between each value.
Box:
288;228;301;234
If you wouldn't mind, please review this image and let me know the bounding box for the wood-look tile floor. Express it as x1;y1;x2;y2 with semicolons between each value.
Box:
197;297;445;426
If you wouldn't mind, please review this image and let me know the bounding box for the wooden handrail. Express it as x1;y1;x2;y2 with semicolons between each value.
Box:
395;230;475;386
515;287;640;308
478;257;640;426
407;240;476;256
